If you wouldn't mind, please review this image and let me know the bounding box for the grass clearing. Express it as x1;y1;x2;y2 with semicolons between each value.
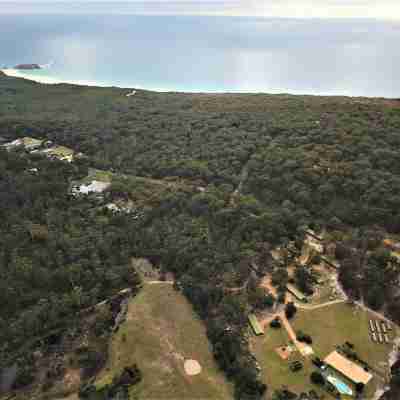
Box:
292;303;393;368
48;145;74;157
253;302;396;399
252;326;329;399
95;283;232;399
87;168;114;183
292;303;396;398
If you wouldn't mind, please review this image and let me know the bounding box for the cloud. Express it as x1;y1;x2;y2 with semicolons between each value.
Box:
1;0;400;20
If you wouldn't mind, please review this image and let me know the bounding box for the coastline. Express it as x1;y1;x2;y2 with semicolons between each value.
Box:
1;68;398;99
0;68;110;88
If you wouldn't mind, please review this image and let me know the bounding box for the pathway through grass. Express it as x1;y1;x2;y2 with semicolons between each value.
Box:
96;283;232;399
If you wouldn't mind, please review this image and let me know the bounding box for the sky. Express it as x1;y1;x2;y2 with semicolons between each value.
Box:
1;0;400;20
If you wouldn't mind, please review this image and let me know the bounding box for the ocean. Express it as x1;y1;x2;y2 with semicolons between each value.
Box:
1;13;400;97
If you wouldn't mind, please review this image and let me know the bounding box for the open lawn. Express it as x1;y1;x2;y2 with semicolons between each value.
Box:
292;303;394;369
48;145;74;157
95;283;232;399
292;303;396;398
87;168;114;183
252;326;332;399
253;302;396;399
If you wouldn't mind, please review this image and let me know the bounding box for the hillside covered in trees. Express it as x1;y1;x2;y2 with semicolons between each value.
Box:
1;72;400;399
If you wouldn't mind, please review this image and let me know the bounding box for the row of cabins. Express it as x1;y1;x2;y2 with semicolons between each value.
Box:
369;319;391;344
369;319;391;334
371;332;390;344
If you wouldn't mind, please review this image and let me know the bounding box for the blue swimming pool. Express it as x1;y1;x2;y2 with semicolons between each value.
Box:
327;375;353;396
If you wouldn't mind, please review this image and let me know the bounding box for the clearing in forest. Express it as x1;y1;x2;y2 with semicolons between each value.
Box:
95;283;232;399
252;325;328;399
253;302;397;399
292;303;396;371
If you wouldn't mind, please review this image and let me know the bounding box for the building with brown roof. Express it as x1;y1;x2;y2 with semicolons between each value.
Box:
324;351;373;385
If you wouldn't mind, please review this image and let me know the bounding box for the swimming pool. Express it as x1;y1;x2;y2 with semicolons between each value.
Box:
327;375;353;396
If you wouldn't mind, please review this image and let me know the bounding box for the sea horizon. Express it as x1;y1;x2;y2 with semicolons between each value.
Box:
1;13;400;98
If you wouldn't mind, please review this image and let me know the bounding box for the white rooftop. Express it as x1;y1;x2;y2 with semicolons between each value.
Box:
72;180;111;195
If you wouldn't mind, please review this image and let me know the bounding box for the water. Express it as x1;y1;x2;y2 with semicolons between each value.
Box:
327;375;353;396
1;13;400;97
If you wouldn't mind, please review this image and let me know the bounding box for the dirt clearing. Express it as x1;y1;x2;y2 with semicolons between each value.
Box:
184;360;202;376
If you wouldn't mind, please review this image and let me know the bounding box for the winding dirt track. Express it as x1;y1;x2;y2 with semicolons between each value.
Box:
294;299;345;310
259;310;312;356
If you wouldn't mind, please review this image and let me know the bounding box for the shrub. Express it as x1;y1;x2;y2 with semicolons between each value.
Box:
277;292;286;304
297;331;313;344
12;367;35;389
312;357;324;368
270;317;281;328
310;371;325;386
285;302;297;319
355;382;365;394
264;293;276;308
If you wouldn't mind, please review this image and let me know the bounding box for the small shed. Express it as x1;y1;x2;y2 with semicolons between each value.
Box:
369;320;375;332
21;137;43;150
384;334;390;344
248;314;264;336
29;224;49;241
287;284;308;302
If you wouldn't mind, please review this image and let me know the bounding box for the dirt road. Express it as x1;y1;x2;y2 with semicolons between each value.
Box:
294;299;345;311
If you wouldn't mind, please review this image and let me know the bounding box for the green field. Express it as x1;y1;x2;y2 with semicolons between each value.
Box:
292;303;394;369
86;168;114;183
96;283;232;399
253;303;396;399
252;326;330;399
292;303;395;398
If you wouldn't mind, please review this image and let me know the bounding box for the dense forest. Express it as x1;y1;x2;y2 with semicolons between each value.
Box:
1;71;400;399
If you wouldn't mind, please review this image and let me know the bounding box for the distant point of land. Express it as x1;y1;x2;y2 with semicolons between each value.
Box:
14;64;41;70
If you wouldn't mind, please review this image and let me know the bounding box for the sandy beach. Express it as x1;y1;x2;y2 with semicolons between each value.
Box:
0;68;214;93
0;68;108;87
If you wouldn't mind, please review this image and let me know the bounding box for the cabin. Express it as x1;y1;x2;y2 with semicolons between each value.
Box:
383;239;400;252
369;320;375;332
384;334;390;344
304;230;324;253
41;145;75;162
320;256;340;269
22;137;43;150
287;284;308;302
2;136;43;151
248;314;264;336
29;224;49;241
71;180;111;196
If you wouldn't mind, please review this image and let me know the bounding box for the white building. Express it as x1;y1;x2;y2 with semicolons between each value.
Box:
72;180;111;196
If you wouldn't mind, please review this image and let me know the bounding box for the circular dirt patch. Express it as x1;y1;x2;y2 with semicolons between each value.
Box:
184;359;202;376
